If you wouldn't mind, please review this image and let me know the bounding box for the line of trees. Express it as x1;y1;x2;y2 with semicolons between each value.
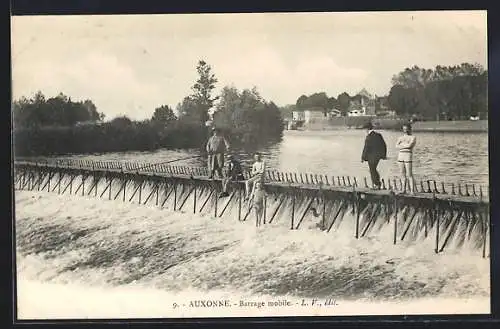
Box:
13;60;285;156
293;91;369;116
286;62;487;121
295;92;338;116
387;63;487;120
13;92;105;128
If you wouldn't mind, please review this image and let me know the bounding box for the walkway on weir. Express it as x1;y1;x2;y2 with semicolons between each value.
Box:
13;158;490;258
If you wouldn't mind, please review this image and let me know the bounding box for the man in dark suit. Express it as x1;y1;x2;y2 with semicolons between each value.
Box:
361;122;387;189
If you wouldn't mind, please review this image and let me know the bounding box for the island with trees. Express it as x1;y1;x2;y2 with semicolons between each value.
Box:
13;60;284;156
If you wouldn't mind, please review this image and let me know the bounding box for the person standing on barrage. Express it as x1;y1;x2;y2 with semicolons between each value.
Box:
248;181;265;227
206;127;230;179
219;154;244;198
245;153;266;199
361;122;387;189
396;123;417;194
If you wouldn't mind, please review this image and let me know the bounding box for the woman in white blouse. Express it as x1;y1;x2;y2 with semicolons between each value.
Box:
396;123;417;194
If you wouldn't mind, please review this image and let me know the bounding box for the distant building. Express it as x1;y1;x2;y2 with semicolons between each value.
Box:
348;109;366;117
292;111;305;122
349;88;376;116
304;110;326;123
327;109;342;118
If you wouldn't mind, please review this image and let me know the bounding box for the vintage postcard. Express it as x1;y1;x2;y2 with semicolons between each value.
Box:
11;11;489;319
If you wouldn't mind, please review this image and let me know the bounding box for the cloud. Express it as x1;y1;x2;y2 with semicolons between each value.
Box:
13;52;165;120
209;46;367;104
11;11;487;116
294;56;367;89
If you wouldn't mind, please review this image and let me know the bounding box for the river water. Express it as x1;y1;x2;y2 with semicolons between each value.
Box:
47;130;489;188
15;129;490;318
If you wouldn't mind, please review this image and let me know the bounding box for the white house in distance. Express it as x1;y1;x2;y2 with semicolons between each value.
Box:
292;111;305;122
328;109;342;118
292;109;328;124
348;88;376;117
304;110;325;124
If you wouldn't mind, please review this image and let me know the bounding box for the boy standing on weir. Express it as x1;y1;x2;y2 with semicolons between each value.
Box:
245;153;266;200
206;127;230;179
361;122;387;189
248;181;265;227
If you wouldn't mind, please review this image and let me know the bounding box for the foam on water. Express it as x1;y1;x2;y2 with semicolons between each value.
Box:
14;190;490;318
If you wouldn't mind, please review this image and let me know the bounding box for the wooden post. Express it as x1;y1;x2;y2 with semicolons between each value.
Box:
21;171;25;190
263;194;267;225
162;184;173;208
26;172;30;190
214;184;218;218
296;195;316;230
322;194;326;230
355;194;360;239
291;190;295;230
172;181;177;210
218;191;236;218
47;172;51;192
435;207;440;253
199;189;214;212
94;177;99;197
81;175;85;196
238;188;242;221
36;171;41;191
361;203;381;238
424;209;428;238
327;200;345;233
386;201;391;223
28;172;32;190
401;207;419;241
438;210;463;252
138;180;142;204
178;186;196;211
155;181;159;206
193;185;197;214
393;198;398;245
482;212;487;258
108;177;112;200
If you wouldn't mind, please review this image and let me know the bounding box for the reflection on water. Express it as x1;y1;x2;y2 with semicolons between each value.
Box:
264;130;489;187
47;130;489;187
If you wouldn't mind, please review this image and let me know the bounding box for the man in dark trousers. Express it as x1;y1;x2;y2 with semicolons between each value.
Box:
361;122;387;189
206;127;230;179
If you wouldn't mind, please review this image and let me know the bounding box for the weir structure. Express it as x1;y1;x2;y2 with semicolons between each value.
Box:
13;158;490;258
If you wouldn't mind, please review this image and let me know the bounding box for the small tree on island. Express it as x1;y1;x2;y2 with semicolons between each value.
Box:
179;60;219;125
151;105;177;125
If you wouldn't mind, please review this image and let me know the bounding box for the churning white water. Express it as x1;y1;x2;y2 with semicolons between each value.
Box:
14;189;490;319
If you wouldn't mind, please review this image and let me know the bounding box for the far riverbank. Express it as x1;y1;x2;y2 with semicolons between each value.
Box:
297;118;488;133
410;120;488;133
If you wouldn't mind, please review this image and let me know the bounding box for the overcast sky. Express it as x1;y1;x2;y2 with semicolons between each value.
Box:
11;11;487;120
